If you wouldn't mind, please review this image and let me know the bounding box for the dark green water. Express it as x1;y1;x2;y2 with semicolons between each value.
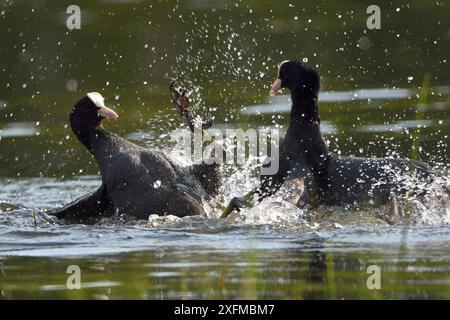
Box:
0;0;449;299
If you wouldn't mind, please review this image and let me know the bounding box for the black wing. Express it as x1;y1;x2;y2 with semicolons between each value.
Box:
50;184;113;224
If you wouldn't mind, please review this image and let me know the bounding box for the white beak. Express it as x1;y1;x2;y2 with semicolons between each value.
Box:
270;78;282;96
98;106;118;120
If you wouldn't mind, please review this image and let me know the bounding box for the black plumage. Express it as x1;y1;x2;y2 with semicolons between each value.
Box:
52;90;221;223
224;61;436;215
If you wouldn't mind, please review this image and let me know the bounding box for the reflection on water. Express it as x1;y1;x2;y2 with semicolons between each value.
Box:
0;0;449;299
41;280;122;292
242;87;450;114
358;120;434;133
2;228;450;299
0;122;39;138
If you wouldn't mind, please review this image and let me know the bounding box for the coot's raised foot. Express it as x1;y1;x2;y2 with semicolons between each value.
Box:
170;80;213;132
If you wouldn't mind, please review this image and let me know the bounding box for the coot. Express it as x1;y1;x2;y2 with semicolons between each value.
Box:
223;60;441;217
52;87;222;223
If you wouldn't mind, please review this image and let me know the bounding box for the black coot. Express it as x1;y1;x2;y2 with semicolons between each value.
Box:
223;60;440;216
52;86;222;223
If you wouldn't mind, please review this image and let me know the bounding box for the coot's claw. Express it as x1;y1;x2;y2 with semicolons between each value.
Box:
169;79;177;89
231;196;248;208
202;115;214;131
220;196;250;218
169;81;190;113
169;80;214;133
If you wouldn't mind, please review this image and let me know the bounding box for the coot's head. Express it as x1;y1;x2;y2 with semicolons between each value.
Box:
70;92;118;129
270;60;320;98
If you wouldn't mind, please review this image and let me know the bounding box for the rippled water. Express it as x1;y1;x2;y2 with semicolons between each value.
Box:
1;168;449;299
1;0;450;299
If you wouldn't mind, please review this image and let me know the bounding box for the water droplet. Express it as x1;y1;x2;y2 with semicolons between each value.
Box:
65;79;78;92
153;180;162;188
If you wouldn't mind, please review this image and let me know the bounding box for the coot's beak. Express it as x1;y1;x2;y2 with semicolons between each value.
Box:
270;78;282;96
98;106;118;120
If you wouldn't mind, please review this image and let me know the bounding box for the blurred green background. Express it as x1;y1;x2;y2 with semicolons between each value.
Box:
0;0;448;178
